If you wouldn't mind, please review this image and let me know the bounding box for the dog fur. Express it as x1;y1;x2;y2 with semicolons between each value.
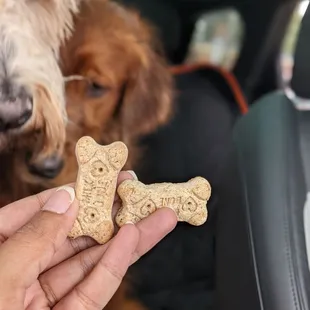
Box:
7;0;173;191
0;0;82;163
0;0;174;201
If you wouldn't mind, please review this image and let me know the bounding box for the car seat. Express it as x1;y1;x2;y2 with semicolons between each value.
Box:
215;6;310;310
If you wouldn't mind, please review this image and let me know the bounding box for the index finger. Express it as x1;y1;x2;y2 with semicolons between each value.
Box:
0;171;134;241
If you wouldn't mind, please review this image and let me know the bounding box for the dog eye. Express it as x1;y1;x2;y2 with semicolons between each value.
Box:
87;82;106;98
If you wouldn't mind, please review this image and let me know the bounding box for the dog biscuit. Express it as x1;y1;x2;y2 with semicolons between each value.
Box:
68;136;128;244
116;177;211;227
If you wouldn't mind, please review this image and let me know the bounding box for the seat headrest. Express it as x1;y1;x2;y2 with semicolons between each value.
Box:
119;0;182;62
291;5;310;98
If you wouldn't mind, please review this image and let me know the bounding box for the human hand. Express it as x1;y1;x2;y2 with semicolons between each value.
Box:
0;171;177;310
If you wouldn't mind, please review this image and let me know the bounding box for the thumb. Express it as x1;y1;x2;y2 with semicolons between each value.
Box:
0;186;77;291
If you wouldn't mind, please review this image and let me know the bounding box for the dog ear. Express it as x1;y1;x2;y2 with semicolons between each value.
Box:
120;41;174;138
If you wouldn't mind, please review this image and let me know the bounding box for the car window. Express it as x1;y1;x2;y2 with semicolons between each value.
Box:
186;8;244;71
281;0;309;87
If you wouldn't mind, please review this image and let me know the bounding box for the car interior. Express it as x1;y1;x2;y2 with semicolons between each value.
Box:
116;0;310;309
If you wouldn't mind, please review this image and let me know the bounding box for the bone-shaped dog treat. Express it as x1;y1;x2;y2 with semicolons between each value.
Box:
68;136;128;244
116;177;211;227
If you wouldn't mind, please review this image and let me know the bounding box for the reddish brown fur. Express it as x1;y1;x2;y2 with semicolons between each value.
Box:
0;0;174;309
49;0;173;187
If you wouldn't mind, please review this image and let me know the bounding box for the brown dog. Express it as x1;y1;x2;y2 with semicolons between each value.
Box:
41;0;173;186
51;0;173;187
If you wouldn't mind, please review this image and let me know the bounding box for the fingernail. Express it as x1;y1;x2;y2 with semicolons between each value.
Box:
125;221;135;225
56;186;75;203
127;170;138;180
42;186;75;214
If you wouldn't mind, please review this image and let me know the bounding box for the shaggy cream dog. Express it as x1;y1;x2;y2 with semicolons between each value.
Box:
0;0;82;166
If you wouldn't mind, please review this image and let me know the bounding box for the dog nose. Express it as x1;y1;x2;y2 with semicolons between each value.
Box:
28;155;64;179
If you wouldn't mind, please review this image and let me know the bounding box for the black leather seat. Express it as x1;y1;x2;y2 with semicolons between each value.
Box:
215;7;310;310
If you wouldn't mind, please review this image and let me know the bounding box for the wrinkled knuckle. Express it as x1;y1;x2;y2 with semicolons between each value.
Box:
79;251;96;278
40;280;58;307
99;260;124;282
69;237;94;255
74;286;102;310
69;238;83;254
35;193;46;209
